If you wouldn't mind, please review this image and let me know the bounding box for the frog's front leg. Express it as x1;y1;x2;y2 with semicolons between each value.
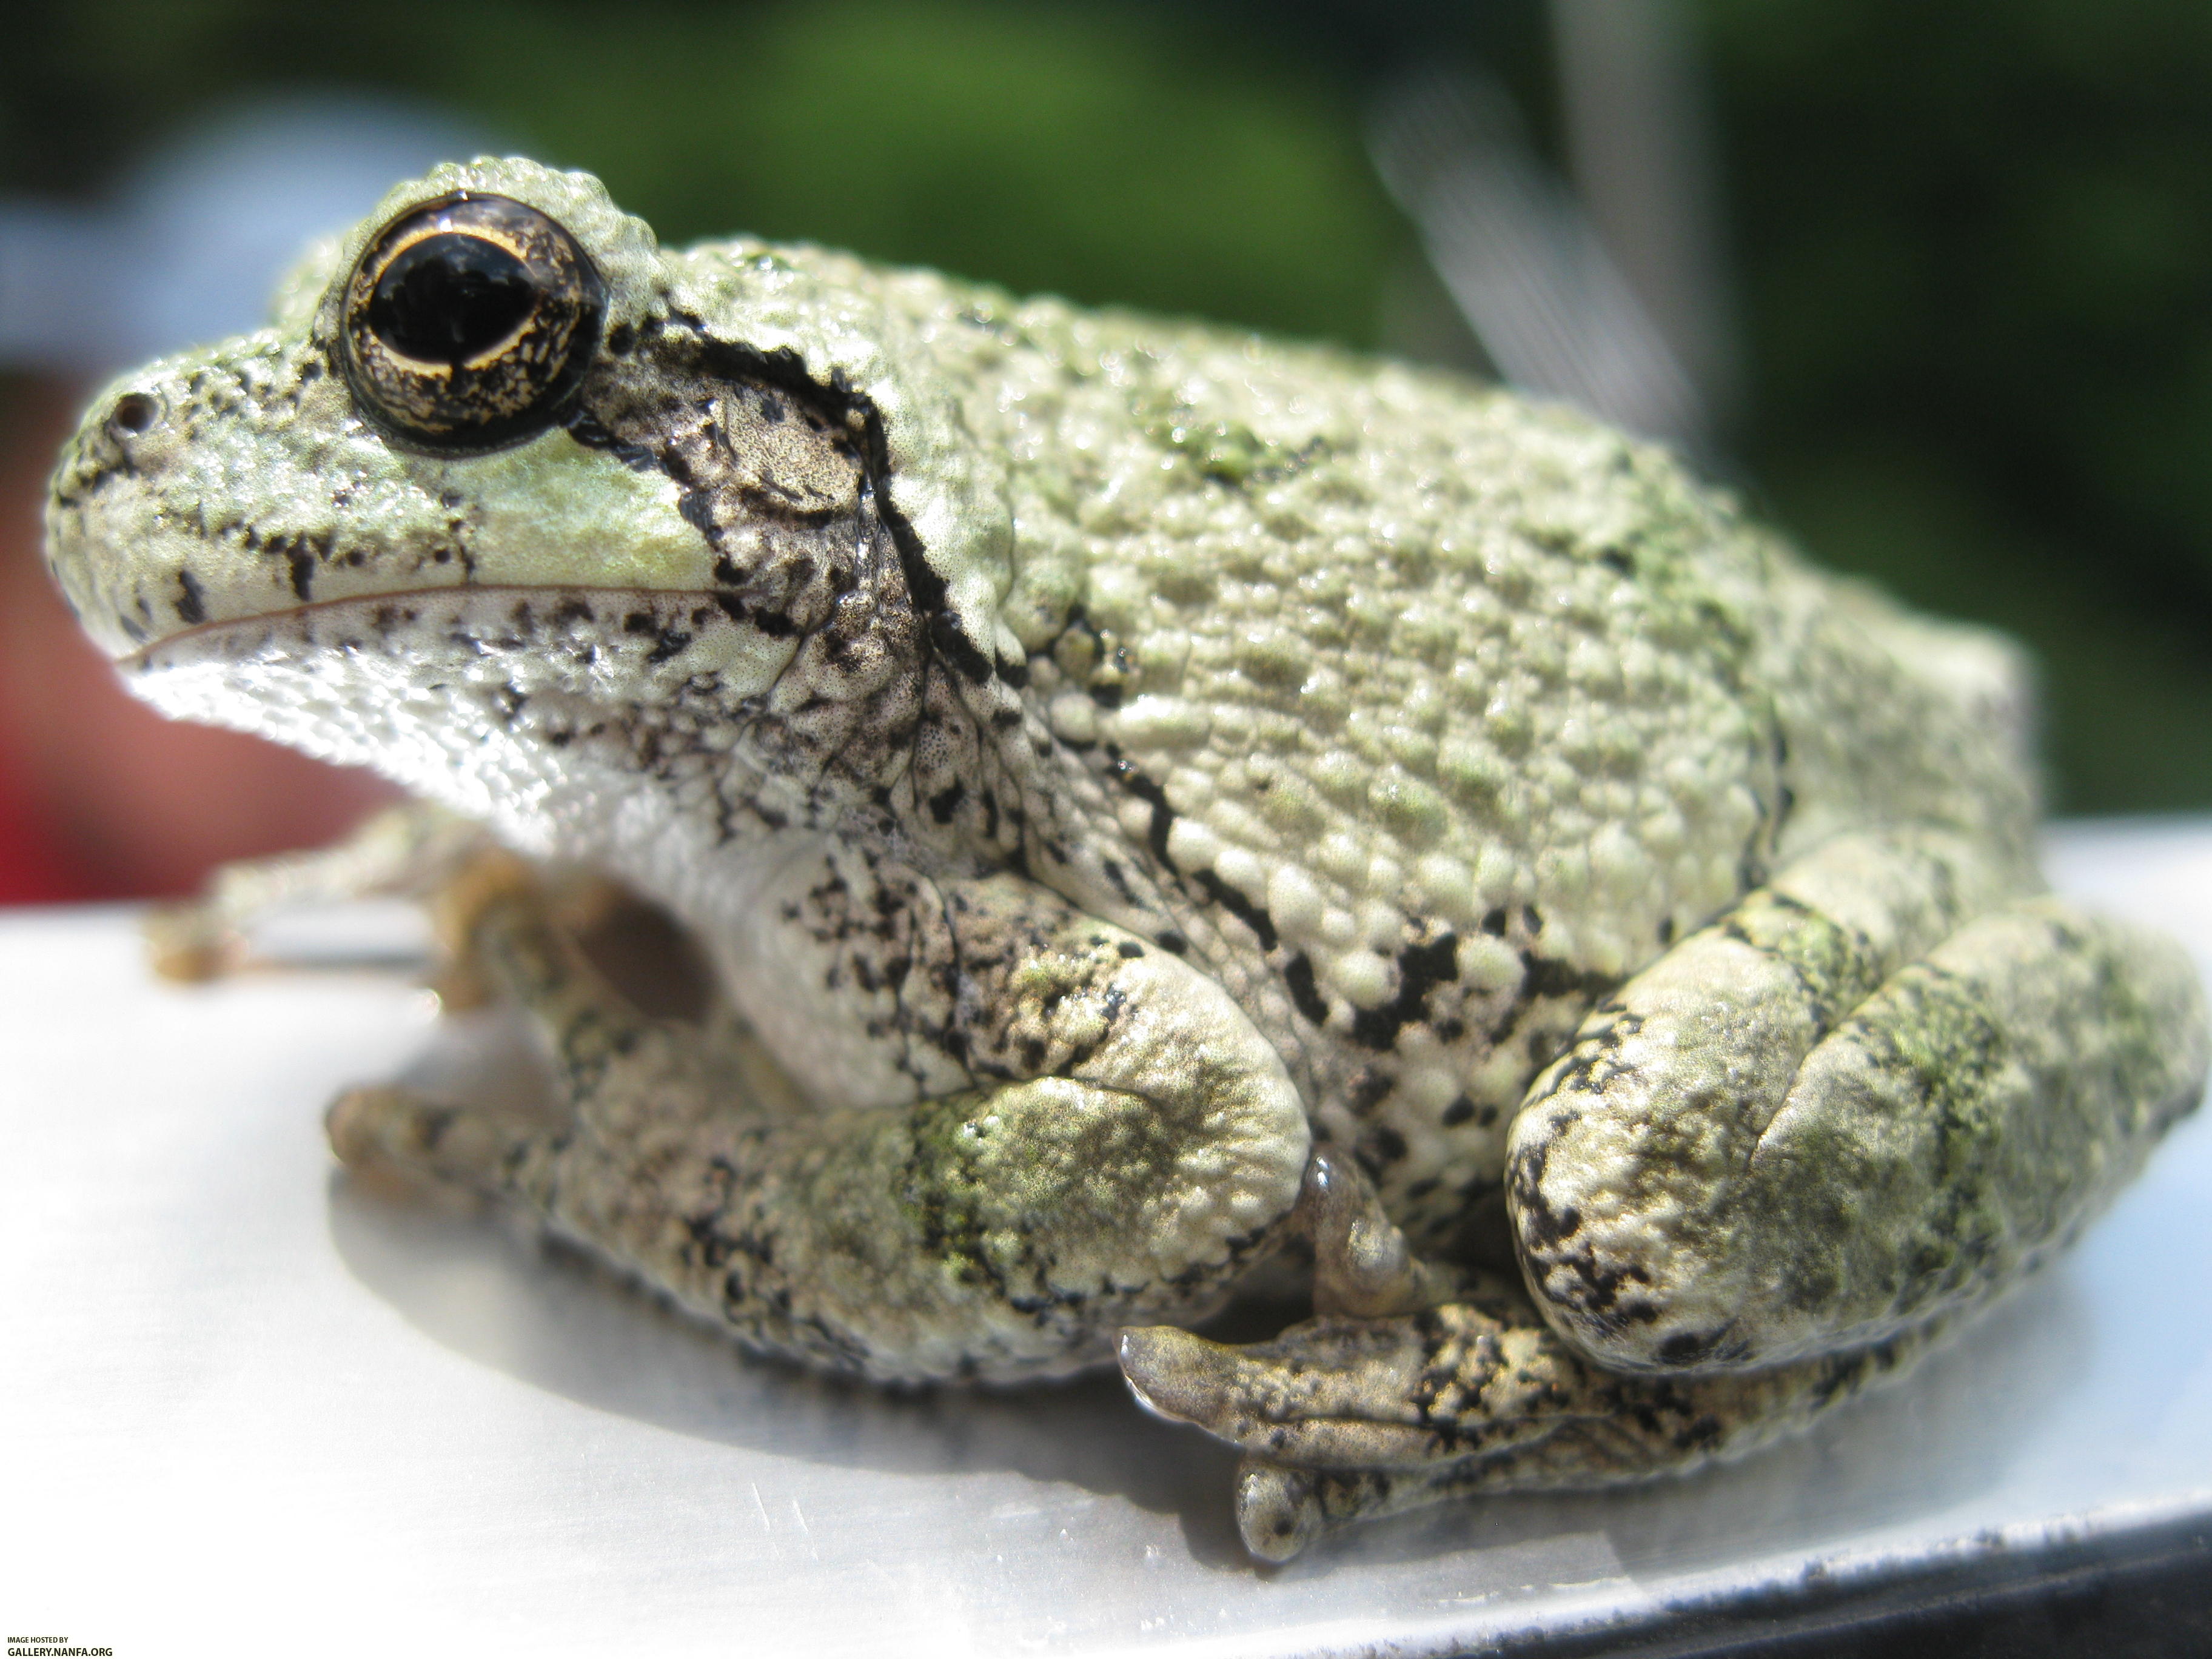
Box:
145;801;491;980
1124;828;2208;1558
327;866;1311;1381
144;800;627;1008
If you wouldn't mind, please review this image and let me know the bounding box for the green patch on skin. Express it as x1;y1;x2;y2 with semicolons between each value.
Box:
1849;965;2012;1313
1726;890;1889;1031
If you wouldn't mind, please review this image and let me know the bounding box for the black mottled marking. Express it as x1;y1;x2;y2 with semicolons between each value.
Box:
930;610;994;684
175;569;206;625
1521;954;1621;1003
1535;1012;1647;1103
927;779;966;825
1349;1067;1394;1115
1192;868;1278;953
1656;1329;1723;1367
1510;1137;1669;1326
1361;1124;1410;1166
1283;953;1331;1025
1350;933;1462;1051
1441;1095;1476;1128
1101;859;1136;906
681;335;960;632
1155;930;1189;956
561;407;659;473
571;323;994;708
1509;1143;1580;1247
1115;940;1145;959
1110;759;1178;871
284;539;315;602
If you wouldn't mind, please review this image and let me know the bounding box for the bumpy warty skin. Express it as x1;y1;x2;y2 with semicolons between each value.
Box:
48;158;2040;1224
43;159;2207;1494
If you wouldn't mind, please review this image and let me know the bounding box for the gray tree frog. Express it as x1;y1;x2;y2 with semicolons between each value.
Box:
43;159;2210;1560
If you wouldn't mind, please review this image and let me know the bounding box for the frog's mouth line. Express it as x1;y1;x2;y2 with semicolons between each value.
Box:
115;581;771;674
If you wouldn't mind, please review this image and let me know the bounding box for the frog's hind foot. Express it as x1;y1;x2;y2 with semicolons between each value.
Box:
1123;1297;1935;1562
1121;1144;1930;1561
1114;1145;1889;1563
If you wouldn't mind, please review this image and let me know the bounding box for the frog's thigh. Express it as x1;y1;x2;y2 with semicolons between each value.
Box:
1513;845;2210;1375
329;873;1311;1382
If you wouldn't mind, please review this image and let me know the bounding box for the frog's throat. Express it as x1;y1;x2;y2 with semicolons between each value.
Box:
118;582;840;854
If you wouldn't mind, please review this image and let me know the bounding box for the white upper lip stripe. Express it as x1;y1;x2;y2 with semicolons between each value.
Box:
116;582;731;670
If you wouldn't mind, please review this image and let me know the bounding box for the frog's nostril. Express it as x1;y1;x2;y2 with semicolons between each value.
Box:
109;392;159;436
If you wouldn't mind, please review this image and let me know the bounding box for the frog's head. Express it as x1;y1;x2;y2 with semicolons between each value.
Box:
43;158;1016;828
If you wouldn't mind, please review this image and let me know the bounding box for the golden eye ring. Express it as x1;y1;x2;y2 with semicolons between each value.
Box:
341;192;603;450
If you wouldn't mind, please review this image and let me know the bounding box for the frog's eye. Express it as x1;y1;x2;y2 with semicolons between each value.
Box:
341;193;603;450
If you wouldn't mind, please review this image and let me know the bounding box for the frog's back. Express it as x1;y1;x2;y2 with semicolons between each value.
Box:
910;283;2039;1228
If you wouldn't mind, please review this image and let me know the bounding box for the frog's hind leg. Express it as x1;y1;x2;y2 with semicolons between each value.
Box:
1122;828;2208;1558
1509;831;2207;1375
326;866;1313;1383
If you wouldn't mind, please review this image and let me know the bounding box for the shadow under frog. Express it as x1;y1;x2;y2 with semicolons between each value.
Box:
323;1067;2090;1581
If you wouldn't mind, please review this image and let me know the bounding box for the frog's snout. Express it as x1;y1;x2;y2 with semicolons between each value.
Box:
43;368;205;660
57;382;163;502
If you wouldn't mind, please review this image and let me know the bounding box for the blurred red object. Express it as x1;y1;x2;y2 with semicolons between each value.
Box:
0;381;396;905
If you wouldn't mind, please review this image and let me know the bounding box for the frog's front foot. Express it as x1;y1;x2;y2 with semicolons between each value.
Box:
141;802;497;984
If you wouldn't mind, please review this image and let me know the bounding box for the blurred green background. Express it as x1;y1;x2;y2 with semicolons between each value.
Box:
6;0;2212;814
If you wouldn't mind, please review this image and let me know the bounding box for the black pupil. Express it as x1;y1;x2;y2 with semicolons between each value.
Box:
367;232;537;364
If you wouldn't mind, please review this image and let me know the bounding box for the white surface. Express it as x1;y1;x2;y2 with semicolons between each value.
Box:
6;819;2212;1657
